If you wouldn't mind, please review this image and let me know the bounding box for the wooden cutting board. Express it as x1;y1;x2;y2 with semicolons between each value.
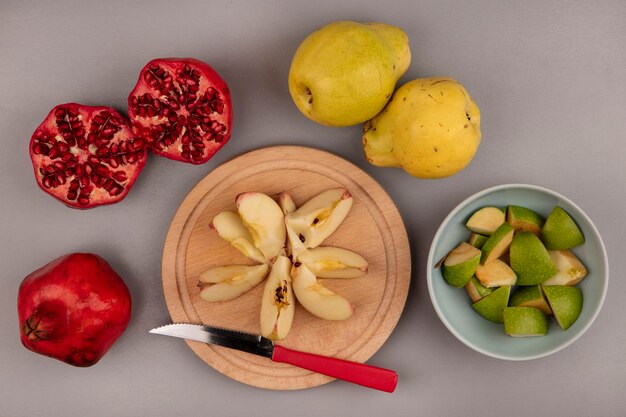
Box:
161;145;411;390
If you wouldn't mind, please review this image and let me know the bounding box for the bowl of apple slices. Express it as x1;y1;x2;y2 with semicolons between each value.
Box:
427;184;608;360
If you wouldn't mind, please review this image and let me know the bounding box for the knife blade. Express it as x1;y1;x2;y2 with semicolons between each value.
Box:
150;323;398;393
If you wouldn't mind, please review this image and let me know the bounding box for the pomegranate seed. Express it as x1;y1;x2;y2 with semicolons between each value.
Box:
132;138;144;150
42;177;53;188
109;185;123;196
126;152;138;164
113;171;127;182
95;164;109;175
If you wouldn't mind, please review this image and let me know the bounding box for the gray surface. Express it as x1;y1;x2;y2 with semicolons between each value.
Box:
1;1;625;416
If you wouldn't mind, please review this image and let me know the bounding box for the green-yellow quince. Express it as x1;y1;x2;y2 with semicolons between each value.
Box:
363;77;481;179
288;21;410;127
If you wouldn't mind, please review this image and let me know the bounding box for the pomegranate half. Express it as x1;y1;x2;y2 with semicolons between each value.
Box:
128;58;233;164
29;103;147;209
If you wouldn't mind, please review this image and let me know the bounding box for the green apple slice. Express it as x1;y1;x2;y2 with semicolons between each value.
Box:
509;285;552;315
480;223;514;264
466;207;506;236
510;232;557;285
465;276;494;302
442;242;481;287
472;285;511;323
506;205;544;236
475;259;517;288
542;285;583;330
503;307;548;337
543;250;587;286
468;233;488;249
541;206;585;250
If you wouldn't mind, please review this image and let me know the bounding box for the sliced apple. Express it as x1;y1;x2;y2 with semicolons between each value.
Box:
542;285;583;330
543;250;587;286
298;246;368;278
278;192;297;256
480;222;514;265
475;258;517;288
286;221;307;260
510;231;557;285
236;192;286;262
442;242;481;287
541;206;585;250
210;211;266;264
291;263;354;320
509;285;552;315
198;264;269;302
465;276;494;302
466;207;505;236
278;192;296;215
285;188;353;248
503;307;548;337
471;285;511;323
506;205;544;236
260;256;295;340
468;233;488;249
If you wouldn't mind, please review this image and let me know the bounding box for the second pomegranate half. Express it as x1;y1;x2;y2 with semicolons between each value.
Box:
128;58;233;164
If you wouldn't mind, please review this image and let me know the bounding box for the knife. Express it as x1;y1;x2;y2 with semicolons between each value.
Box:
149;323;398;393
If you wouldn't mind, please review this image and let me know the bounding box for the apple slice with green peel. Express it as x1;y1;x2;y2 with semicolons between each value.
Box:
503;307;548;337
543;250;587;286
468;233;488;249
472;285;511;323
542;285;583;330
541;206;585;250
260;256;295;340
466;207;506;236
291;263;354;320
480;223;514;264
210;211;267;264
298;246;368;278
285;188;353;248
465;276;494;302
510;232;557;285
506;205;544;236
510;285;552;315
198;264;270;302
475;258;517;288
442;242;481;287
236;192;287;262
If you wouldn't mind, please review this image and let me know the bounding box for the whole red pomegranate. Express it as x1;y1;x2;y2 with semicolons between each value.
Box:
18;253;132;367
29;103;147;209
128;58;232;164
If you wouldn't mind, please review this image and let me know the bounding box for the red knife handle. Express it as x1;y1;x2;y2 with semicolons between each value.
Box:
272;345;398;392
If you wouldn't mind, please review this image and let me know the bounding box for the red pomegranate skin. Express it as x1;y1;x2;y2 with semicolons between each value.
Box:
18;253;132;367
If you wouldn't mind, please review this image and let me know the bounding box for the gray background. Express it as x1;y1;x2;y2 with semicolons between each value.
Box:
1;1;625;416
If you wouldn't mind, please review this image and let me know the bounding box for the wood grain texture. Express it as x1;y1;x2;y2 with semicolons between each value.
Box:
161;146;411;390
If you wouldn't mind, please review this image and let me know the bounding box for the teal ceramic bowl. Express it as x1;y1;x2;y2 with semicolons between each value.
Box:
427;184;608;360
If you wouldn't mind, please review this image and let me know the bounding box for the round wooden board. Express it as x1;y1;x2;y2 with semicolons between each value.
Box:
162;146;411;390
